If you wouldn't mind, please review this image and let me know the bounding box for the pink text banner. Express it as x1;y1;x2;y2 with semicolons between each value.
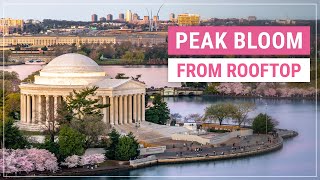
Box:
168;26;310;55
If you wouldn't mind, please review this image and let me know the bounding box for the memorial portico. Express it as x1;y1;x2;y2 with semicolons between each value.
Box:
19;53;146;131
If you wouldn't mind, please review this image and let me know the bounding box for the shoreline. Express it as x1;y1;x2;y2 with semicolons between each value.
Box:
19;132;297;178
200;94;317;101
161;94;317;101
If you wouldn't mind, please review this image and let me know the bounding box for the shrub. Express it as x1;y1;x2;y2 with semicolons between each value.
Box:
0;118;29;149
58;125;86;159
252;113;276;134
115;134;139;161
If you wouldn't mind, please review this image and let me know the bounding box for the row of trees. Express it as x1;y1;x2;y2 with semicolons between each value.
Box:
205;102;278;133
50;42;168;64
205;102;255;126
205;82;317;98
143;94;274;132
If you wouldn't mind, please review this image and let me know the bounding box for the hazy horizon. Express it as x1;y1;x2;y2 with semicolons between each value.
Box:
1;0;319;21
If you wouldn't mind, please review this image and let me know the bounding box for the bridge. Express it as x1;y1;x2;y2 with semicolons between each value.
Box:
8;54;56;63
146;87;204;96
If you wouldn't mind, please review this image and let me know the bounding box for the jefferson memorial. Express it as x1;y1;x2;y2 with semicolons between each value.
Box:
19;53;146;131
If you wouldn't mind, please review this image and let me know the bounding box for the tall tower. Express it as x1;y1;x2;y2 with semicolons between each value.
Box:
119;13;125;21
125;10;132;22
91;14;98;22
107;14;113;21
169;13;175;22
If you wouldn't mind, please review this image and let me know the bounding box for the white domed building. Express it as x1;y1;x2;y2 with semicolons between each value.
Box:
19;53;146;131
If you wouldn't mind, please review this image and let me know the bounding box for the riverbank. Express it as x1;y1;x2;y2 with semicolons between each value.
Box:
201;94;317;101
17;131;297;178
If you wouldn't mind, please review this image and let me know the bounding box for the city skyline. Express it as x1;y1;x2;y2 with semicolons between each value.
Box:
1;0;319;22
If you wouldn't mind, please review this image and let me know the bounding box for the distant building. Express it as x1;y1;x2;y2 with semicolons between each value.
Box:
276;19;295;25
153;16;159;22
99;17;106;22
248;16;257;21
91;14;98;22
25;19;41;24
143;16;149;24
177;14;200;26
119;13;125;21
126;10;132;22
0;18;24;35
132;13;139;22
107;14;113;21
0;35;166;47
169;13;175;22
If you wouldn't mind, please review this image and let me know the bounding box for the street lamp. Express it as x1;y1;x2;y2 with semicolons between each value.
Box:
265;102;268;135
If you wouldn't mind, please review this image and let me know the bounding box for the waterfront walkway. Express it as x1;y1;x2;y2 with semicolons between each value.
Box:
155;134;276;159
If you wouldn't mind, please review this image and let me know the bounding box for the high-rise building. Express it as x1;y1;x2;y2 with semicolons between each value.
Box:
125;10;132;22
177;13;200;26
169;13;175;22
153;16;159;22
248;16;257;21
143;16;149;23
100;17;107;22
91;14;98;22
107;14;113;21
0;18;24;35
119;13;125;21
132;13;139;22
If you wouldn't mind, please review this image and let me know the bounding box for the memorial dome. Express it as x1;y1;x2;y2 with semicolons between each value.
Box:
34;53;106;85
41;53;104;74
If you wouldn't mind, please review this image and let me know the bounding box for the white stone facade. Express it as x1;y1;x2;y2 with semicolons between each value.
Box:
19;53;146;131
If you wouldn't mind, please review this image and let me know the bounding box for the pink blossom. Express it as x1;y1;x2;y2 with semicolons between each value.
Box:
80;154;105;166
0;149;58;174
61;155;80;168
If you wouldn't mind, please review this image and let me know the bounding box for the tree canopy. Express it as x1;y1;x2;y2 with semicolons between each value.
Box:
0;118;29;149
252;113;278;133
58;125;86;158
115;132;139;161
105;129;139;161
205;102;233;125
231;102;255;126
65;86;109;120
145;94;170;125
57;86;110;147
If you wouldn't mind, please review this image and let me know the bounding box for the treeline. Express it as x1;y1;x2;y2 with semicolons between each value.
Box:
50;42;168;64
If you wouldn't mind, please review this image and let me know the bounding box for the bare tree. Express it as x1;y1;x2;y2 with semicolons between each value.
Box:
231;102;255;127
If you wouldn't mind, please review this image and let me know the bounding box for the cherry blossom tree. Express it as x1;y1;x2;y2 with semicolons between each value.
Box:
61;155;80;168
0;149;58;174
80;154;105;166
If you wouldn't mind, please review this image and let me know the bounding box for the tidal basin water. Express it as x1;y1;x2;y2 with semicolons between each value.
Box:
4;65;180;88
97;96;317;178
6;65;318;178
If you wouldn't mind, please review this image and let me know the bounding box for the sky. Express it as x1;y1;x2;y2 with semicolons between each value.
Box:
0;0;319;21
